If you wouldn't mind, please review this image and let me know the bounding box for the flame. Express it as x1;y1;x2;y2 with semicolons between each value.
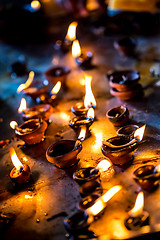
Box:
51;81;61;95
134;125;146;142
72;40;81;58
129;192;144;218
102;185;122;203
25;195;33;199
87;108;95;119
92;132;103;152
31;0;41;10
17;71;34;93
65;22;78;41
78;125;86;141
10;121;18;129
84;75;96;108
10;147;24;171
156;164;160;173
18;98;27;113
97;159;112;172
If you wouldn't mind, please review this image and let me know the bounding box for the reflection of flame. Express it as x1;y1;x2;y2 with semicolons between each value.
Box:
78;125;86;141
18;98;27;113
51;81;61;95
66;22;78;41
72;40;81;58
129;192;144;218
31;0;41;10
25;194;33;199
134;125;146;142
97;159;112;172
87;108;94;119
17;71;34;93
10;147;24;171
10;121;18;129
84;75;96;108
92;132;103;152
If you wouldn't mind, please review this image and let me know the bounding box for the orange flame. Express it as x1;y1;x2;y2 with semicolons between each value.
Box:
51;81;61;95
97;159;112;172
84;75;96;108
134;125;146;142
17;71;34;93
65;22;78;41
78;125;87;141
31;0;41;10
25;195;33;199
10;121;18;129
87;108;95;119
129;192;144;217
72;40;81;58
18;98;27;113
156;164;160;173
10;147;24;171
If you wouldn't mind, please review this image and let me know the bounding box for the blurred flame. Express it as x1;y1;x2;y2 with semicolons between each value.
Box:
17;71;34;93
18;98;27;113
78;125;86;141
102;185;121;203
97;159;112;172
84;75;96;108
92;132;103;152
87;198;104;216
51;81;61;95
72;40;81;58
66;22;78;41
25;195;33;199
134;125;146;142
129;192;144;217
10;147;24;171
87;108;94;119
10;121;18;129
156;164;160;173
31;0;41;10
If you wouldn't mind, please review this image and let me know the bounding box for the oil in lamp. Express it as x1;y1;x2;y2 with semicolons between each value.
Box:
125;192;149;230
9;147;31;184
102;125;146;165
10;119;47;145
72;40;93;69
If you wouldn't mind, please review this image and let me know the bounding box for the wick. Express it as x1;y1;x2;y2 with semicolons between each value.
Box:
19;166;24;173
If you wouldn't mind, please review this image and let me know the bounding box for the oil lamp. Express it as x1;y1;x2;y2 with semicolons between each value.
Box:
125;192;149;230
102;125;146;165
113;37;136;57
117;124;139;139
9;147;31;184
106;106;129;127
10;119;47;145
72;40;93;69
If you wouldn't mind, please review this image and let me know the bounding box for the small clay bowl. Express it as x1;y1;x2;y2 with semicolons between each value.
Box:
133;165;160;190
71;102;88;116
73;167;100;184
22;104;53;122
10;164;31;184
114;37;136;57
106;106;129;127
125;211;149;231
46;140;82;169
80;180;103;197
101;136;138;165
75;52;93;69
78;194;100;211
69;116;94;132
15;119;47;145
54;39;72;53
117;125;139;139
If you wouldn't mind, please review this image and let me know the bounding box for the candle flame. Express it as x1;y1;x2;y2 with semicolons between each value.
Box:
129;192;144;218
18;98;27;113
31;0;41;10
78;125;86;141
97;159;112;172
51;81;61;95
72;40;81;58
10;121;18;129
10;147;24;171
65;22;78;41
84;75;96;109
134;125;146;142
17;71;34;93
87;107;95;119
102;185;122;203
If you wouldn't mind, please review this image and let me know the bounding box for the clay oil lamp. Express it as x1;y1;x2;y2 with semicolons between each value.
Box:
113;37;136;57
10;119;47;145
117;125;139;139
9;147;31;184
133;164;160;190
106;106;129;127
102;125;146;165
55;21;77;53
125;192;149;230
18;98;53;122
72;40;93;69
64;185;121;232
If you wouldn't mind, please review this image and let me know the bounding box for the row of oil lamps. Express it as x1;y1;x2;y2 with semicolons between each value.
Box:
8;22;160;237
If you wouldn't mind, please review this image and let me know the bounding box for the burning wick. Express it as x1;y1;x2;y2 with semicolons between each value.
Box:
74;125;87;149
90;159;112;176
50;81;61;100
10;120;40;134
84;75;96;109
9;147;31;184
17;71;34;93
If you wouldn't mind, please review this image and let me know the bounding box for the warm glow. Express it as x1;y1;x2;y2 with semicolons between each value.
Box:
156;164;160;172
102;185;122;203
87;198;104;216
25;195;33;199
84;75;96;108
10;147;24;171
129;192;144;218
18;98;27;113
17;71;34;93
10;121;18;129
97;159;112;172
87;107;95;119
78;125;86;141
65;22;78;41
92;132;103;152
134;125;146;142
72;40;81;58
51;81;61;95
31;0;41;10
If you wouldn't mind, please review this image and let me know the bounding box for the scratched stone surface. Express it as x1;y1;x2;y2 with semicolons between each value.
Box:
0;18;160;240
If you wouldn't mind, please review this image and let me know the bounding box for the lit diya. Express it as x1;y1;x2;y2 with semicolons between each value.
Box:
102;125;146;165
9;147;31;184
125;192;149;230
72;40;93;69
10;119;47;145
106;106;129;127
